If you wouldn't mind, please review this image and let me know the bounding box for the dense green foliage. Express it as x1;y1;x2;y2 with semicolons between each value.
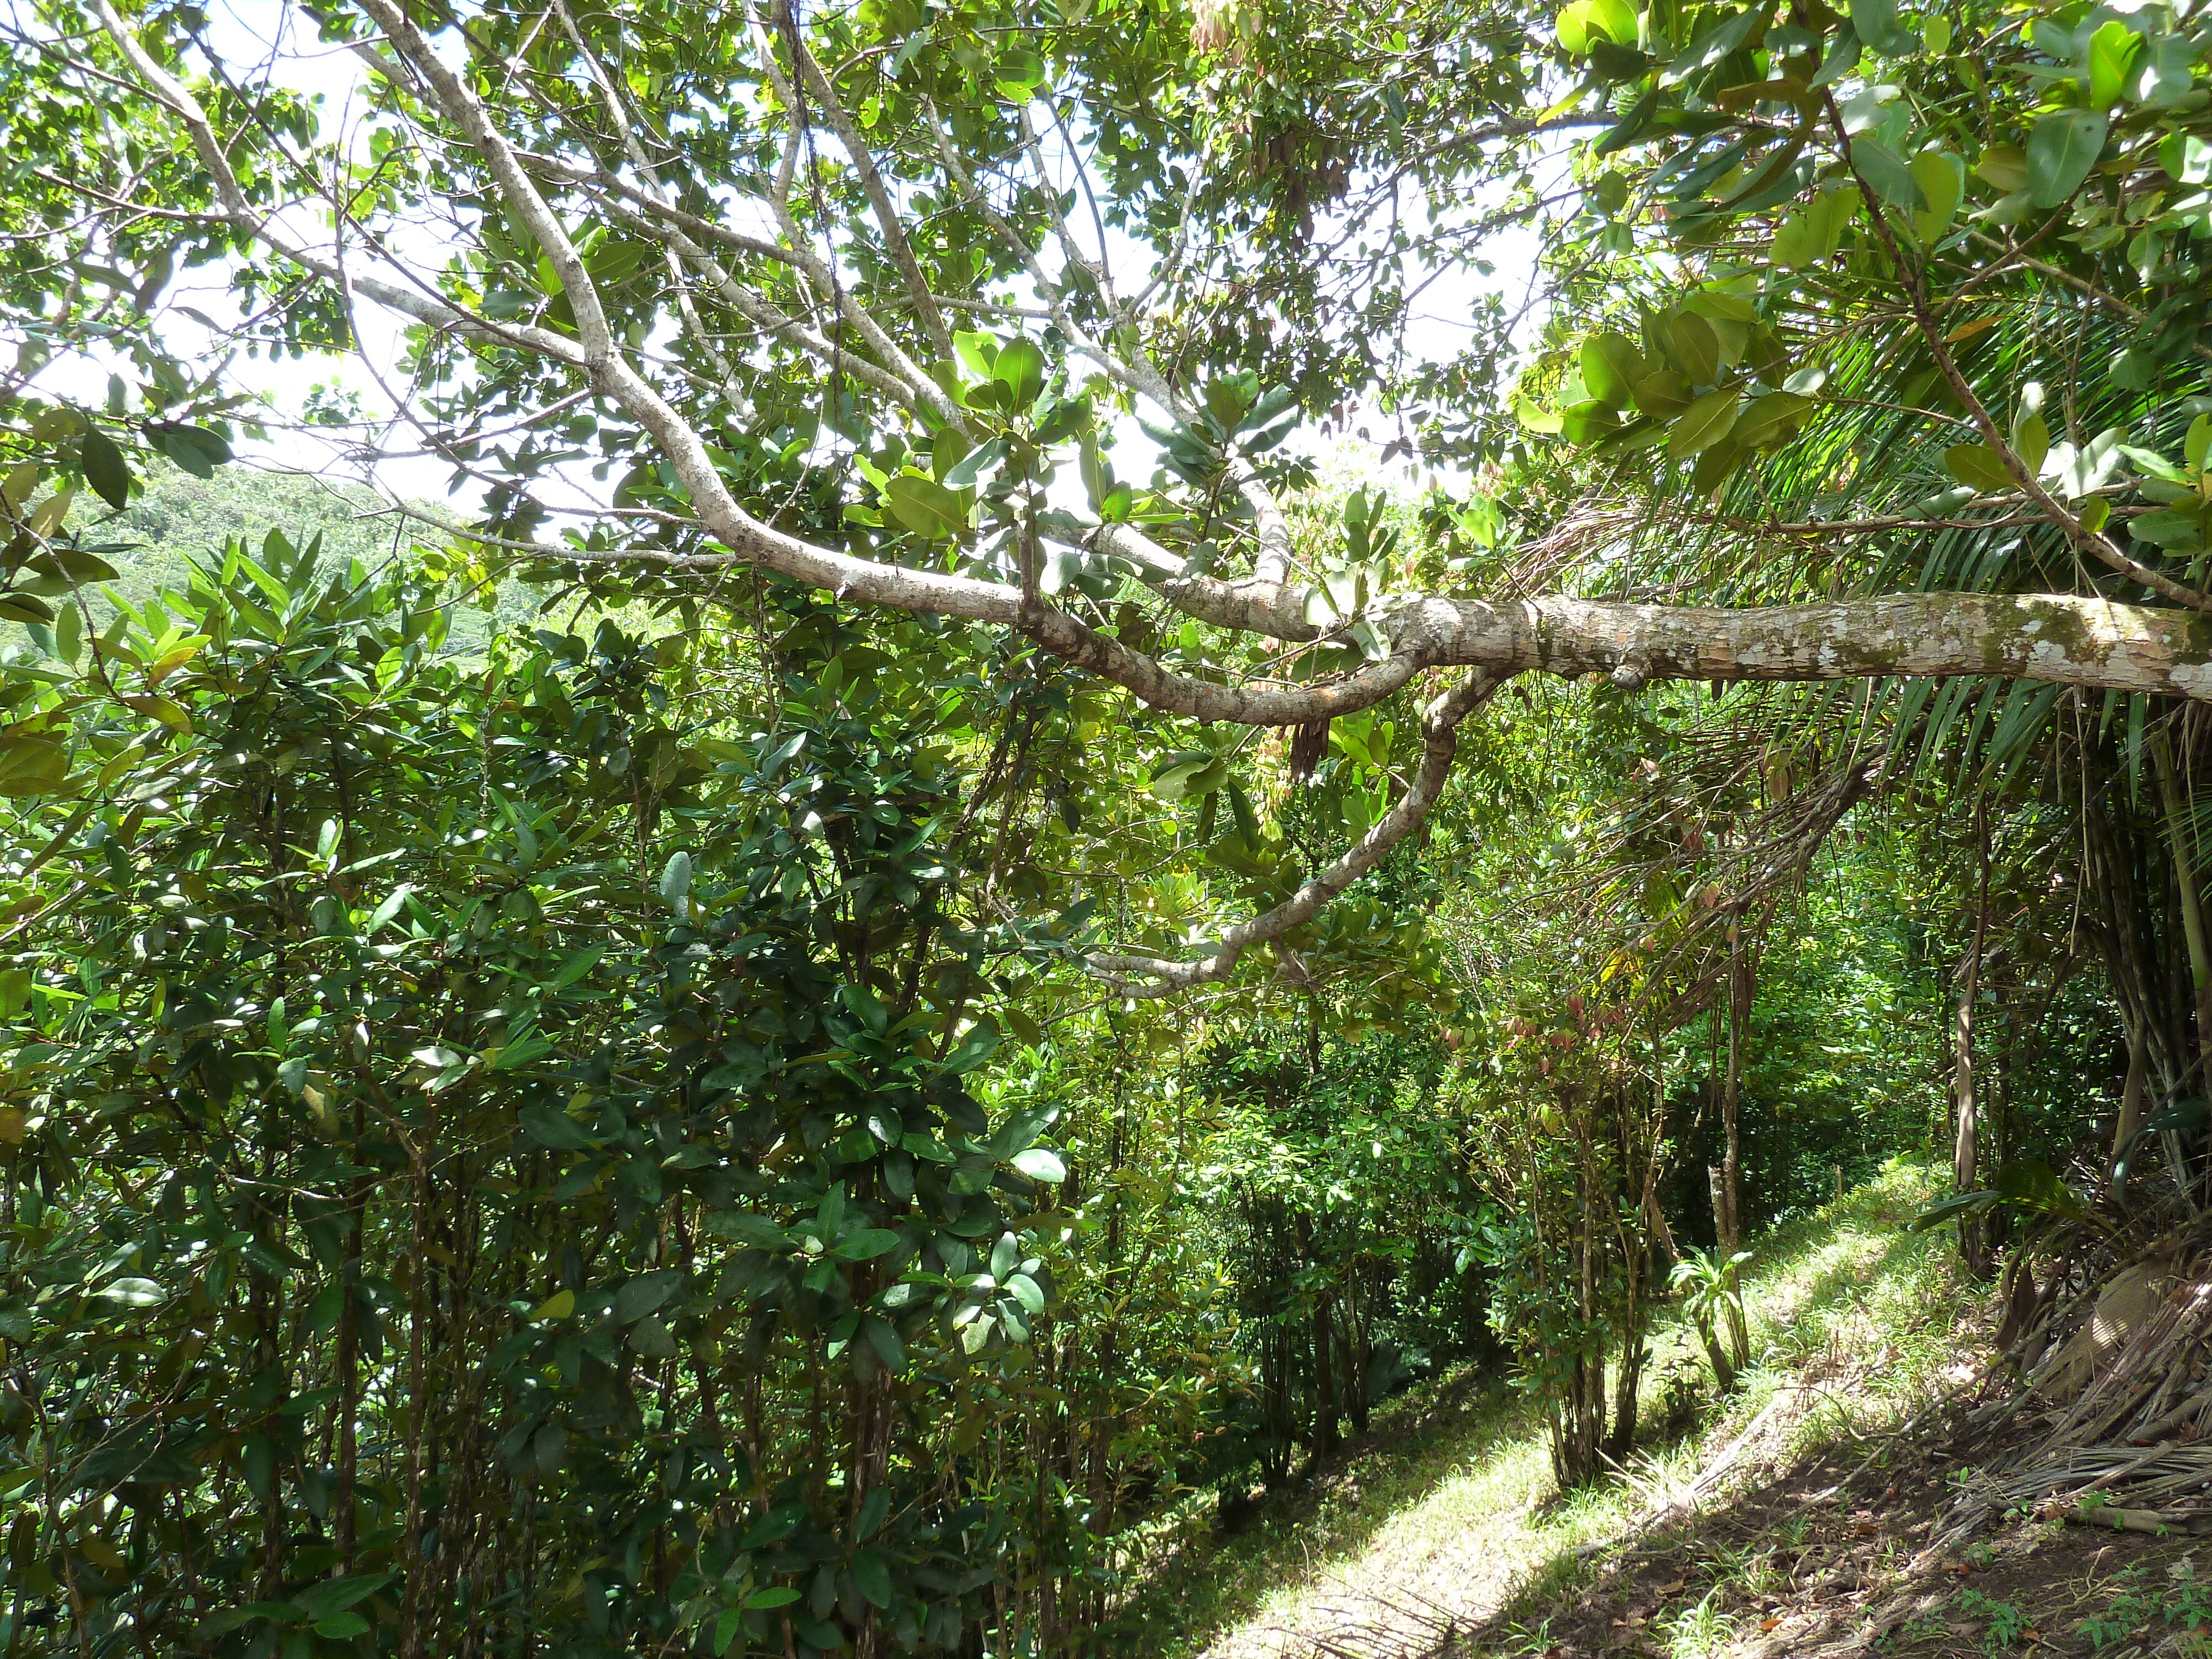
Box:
7;0;2212;1652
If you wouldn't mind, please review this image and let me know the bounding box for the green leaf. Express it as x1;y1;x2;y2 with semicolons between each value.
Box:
552;945;606;989
1584;0;1635;45
839;982;889;1036
943;1020;1000;1073
1975;145;2028;194
79;426;131;510
832;1228;901;1260
1579;332;1643;408
1559;399;1619;444
1907;149;1964;244
863;1315;906;1373
1944;443;2015;493
855;1486;893;1541
1011;1147;1067;1183
292;1574;391;1623
518;1106;594;1150
1848;138;1927;211
994;46;1045;97
97;1276;165;1307
312;1615;371;1640
1848;0;1902;53
851;1547;895;1610
703;1212;793;1249
1150;749;1219;800
993;338;1046;411
2188;414;2212;473
2131;508;2205;549
1512;393;1563;433
1730;391;1813;451
611;1268;685;1324
366;884;414;933
1904;1189;1997;1233
1660;9;1756;86
1658;312;1720;385
531;1289;576;1321
0;594;57;626
2026;109;2107;208
491;1029;552;1071
884;472;969;539
1005;1271;1046;1313
158;426;213;478
1559;0;1635;52
2087;19;2144;109
1631;369;1691;417
1666;386;1741;460
1808;21;1861;87
659;850;692;907
941;437;1007;491
745;1587;802;1610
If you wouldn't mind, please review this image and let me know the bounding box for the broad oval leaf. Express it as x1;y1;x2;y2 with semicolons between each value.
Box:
611;1267;686;1325
1848;0;1902;54
1011;1147;1067;1183
1631;368;1692;417
2026;109;2108;208
993;338;1046;411
531;1289;576;1322
659;849;692;906
79;426;131;511
851;1546;896;1610
1559;399;1620;444
1907;148;1964;245
1943;443;2016;494
518;1105;595;1150
1666;387;1741;460
1580;332;1644;407
832;1228;901;1260
1847;137;1927;211
884;472;971;539
2087;19;2144;109
1658;312;1720;386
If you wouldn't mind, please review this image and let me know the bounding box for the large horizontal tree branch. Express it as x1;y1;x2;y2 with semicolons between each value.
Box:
1410;591;2212;702
84;3;2212;999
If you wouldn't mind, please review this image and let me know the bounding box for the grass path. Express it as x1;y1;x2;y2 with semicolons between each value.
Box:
1116;1160;1974;1658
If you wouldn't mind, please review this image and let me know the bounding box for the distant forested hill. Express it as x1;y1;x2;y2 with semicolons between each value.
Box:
77;460;582;649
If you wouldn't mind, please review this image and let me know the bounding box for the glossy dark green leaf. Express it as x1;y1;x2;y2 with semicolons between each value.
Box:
518;1105;595;1150
79;426;131;510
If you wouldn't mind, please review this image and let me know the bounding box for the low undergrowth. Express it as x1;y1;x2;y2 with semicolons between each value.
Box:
1118;1158;1979;1658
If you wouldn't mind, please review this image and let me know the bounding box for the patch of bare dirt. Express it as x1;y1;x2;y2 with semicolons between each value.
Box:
1465;1399;2212;1659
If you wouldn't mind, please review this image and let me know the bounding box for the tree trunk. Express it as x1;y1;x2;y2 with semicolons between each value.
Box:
2153;724;2212;1063
333;1100;366;1574
2115;1018;2149;1196
1720;927;1749;1250
1954;802;1990;1279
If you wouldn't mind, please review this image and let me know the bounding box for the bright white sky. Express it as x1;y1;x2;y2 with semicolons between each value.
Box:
77;1;1548;529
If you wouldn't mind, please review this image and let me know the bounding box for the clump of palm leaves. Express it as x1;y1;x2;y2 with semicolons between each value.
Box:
1671;1247;1754;1392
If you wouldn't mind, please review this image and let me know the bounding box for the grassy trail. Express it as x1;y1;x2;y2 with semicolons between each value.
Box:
1117;1160;1974;1658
